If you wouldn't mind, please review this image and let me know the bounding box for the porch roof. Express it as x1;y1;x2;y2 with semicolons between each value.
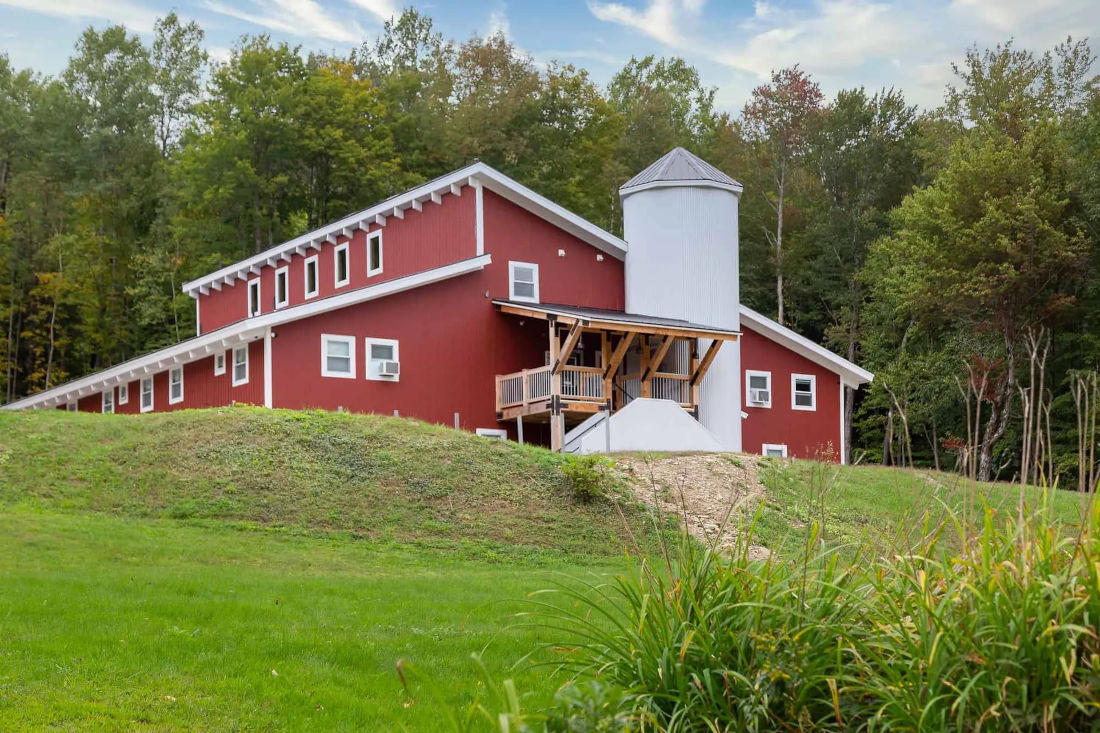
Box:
492;300;740;340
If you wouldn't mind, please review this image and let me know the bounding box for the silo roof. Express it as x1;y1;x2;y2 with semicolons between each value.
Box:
620;147;743;194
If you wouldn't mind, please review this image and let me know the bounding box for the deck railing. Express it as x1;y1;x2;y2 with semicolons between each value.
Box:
619;372;692;408
496;365;605;411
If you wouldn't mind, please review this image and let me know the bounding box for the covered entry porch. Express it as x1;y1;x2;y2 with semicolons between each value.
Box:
492;300;739;450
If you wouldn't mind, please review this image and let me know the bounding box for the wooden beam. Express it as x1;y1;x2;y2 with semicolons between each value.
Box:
604;332;635;379
494;302;739;341
640;337;651;398
642;335;676;382
548;320;561;398
430;191;443;205
450;183;463;197
410;198;422;212
690;339;723;386
552;322;583;375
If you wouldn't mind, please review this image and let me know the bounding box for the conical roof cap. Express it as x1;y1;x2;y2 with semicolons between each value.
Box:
620;147;742;196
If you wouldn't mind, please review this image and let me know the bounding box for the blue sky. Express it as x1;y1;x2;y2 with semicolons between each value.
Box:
1;0;1096;111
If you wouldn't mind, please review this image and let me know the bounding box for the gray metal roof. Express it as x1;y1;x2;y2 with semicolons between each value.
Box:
620;147;742;192
493;300;740;337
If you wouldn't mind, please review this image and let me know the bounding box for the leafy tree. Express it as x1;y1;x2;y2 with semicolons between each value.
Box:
151;12;207;158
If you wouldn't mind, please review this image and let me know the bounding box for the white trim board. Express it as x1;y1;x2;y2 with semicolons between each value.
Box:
5;255;492;411
181;162;626;296
739;305;874;388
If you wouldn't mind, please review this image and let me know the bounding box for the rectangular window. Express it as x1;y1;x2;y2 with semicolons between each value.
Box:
118;383;129;405
304;255;319;299
367;230;383;277
102;390;114;414
214;351;226;376
365;337;400;381
232;345;249;386
322;334;356;378
66;402;77;412
476;428;507;439
141;377;154;413
762;443;788;458
745;370;772;408
169;366;184;404
792;374;816;411
274;266;289;309
508;261;539;303
247;278;261;317
334;243;350;288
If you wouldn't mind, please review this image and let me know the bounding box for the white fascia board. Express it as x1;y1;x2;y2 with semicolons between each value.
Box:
739;305;874;387
7;255;492;411
470;164;628;260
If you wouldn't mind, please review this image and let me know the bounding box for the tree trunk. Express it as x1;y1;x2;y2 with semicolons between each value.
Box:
775;183;784;326
882;406;893;466
978;358;1015;483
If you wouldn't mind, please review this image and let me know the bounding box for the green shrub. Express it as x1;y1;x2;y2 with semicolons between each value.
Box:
560;454;617;503
529;493;1100;730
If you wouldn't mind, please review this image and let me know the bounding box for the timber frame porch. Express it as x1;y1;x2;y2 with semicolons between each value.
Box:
492;300;739;450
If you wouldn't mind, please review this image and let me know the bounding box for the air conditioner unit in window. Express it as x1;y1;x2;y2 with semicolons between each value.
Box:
749;388;770;405
378;360;400;377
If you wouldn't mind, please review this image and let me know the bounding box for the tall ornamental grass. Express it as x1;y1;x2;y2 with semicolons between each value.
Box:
527;493;1100;731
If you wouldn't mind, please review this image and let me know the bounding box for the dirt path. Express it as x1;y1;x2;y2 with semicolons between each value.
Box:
615;453;772;560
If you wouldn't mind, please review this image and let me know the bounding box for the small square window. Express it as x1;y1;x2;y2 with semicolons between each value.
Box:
102;390;114;414
792;374;816;411
214;351;227;376
762;443;788;458
746;370;772;408
232;345;249;386
274;266;289;309
247;278;261;317
334;243;350;288
304;255;319;299
140;377;154;412
509;261;539;303
367;231;383;277
169;366;184;404
321;334;356;378
118;383;129;405
476;428;507;439
365;338;399;381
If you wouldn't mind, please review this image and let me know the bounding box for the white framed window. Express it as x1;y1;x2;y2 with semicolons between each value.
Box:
140;377;154;413
247;278;261;317
791;373;816;411
274;266;289;309
66;402;77;412
118;383;129;405
232;345;249;386
102;390;114;414
367;230;383;277
762;443;788;458
334;242;350;288
214;351;227;376
508;261;539;303
304;255;319;299
476;428;507;439
365;337;400;381
169;366;184;404
321;334;356;378
745;370;772;408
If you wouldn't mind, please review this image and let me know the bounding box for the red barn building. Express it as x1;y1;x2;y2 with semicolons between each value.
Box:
3;149;872;462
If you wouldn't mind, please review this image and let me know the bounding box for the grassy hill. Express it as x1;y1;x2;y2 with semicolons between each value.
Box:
0;407;1092;730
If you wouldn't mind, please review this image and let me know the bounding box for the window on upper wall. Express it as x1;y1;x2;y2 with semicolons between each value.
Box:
791;374;816;411
274;266;289;309
102;390;114;414
118;383;129;405
247;278;261;317
334;243;350;288
745;370;772;408
140;377;154;413
304;255;319;299
232;345;249;386
509;261;539;303
365;337;399;381
169;366;184;404
322;334;356;378
367;231;383;277
214;351;226;376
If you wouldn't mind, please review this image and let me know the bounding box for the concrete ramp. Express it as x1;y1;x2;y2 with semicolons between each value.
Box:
563;398;725;454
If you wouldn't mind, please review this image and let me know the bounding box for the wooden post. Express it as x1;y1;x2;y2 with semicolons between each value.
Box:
550;397;564;452
548;319;561;399
640;336;652;398
516;415;524;444
690;342;700;410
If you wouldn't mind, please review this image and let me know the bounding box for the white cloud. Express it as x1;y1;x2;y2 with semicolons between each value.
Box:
347;0;398;23
586;0;703;47
487;7;511;38
202;0;366;44
0;0;160;32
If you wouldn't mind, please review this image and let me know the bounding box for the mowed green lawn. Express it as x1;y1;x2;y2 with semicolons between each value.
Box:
0;510;613;731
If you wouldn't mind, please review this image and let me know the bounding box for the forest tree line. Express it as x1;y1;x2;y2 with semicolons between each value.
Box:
1;10;1098;486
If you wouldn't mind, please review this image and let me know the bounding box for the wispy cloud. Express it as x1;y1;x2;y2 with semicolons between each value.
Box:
0;0;160;32
586;0;703;47
202;0;366;44
347;0;398;23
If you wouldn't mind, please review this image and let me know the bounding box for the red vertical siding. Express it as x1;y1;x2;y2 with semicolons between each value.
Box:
740;325;841;461
195;191;477;333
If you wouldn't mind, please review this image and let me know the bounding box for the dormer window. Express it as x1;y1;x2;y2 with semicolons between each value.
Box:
509;261;539;303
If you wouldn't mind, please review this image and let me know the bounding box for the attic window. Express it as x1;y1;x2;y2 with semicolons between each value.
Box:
792;374;816;411
334;243;350;288
367;231;383;277
247;278;261;317
274;266;289;309
509;261;539;303
304;255;319;299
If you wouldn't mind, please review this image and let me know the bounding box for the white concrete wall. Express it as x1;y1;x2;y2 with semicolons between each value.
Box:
565;398;724;454
622;184;742;451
